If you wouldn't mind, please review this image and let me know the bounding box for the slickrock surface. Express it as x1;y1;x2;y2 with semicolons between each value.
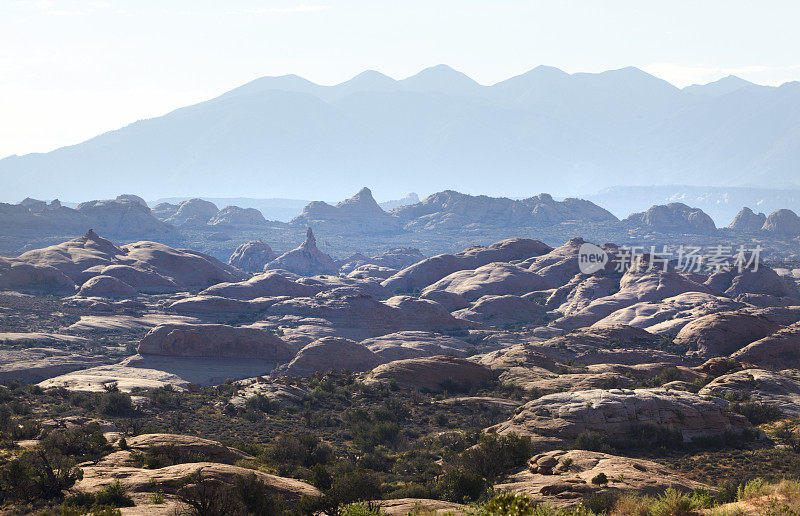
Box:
365;355;494;391
699;368;800;417
673;312;784;358
733;322;800;369
361;331;471;362
487;388;750;442
227;240;277;272
264;228;338;275
496;449;711;505
138;323;295;361
382;238;552;293
278;336;380;377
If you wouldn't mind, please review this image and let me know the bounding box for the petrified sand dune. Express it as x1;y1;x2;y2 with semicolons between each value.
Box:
421;262;551;301
227;240;277;272
382;238;552;293
488;388;750;442
732;322;800;369
361;331;471;362
453;295;548;326
264;228;338;275
278;336;380;377
700;368;800;417
673;312;784;358
365;355;494;391
138;323;295;361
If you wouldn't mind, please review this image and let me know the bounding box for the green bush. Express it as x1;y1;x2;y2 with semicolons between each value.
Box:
94;480;134;507
99;391;135;417
438;468;486;503
730;401;783;425
590;472;608;486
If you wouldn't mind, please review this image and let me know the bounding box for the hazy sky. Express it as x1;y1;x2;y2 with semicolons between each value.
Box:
2;0;799;159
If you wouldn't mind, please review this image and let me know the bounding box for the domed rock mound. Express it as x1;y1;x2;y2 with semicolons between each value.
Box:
227;241;278;273
138;323;295;361
624;203;716;234
78;275;137;298
264;228;338;276
727;207;767;232
365;355;494;392
762;209;800;236
277;336;380;377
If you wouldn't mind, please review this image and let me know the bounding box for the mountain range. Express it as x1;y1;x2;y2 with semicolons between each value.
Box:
1;65;799;202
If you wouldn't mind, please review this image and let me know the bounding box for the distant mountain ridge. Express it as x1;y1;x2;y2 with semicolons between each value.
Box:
1;64;799;202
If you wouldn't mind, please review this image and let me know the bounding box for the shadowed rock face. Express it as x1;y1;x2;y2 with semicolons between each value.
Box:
264;228;338;276
727;207;766;232
138;323;295;361
762;209;800;235
227;240;278;273
624;202;716;233
487;388;750;442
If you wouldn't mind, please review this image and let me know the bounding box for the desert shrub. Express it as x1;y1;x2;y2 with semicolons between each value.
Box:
339;501;382;516
738;477;769;500
450;432;535;481
591;473;608;486
437;468;487;503
244;393;281;414
611;488;714;516
130;444;207;469
730;401;783;425
41;424;111;461
328;469;382;505
583;491;618;514
265;433;334;470
0;449;83;502
573;431;614;453
475;491;537;515
232;472;285;515
149;492;165;504
94;480;134;507
98;390;135;417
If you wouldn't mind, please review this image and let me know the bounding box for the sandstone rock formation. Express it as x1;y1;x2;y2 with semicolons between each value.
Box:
347;264;399;280
496;449;711;503
77;274;137;298
762;209;800;236
453;295;548;326
382;238;552;293
727;207;767;232
673;312;783;358
624;202;716;233
392;191;617;230
0;256;76;293
138;323;295;361
361;331;470;362
292;187;401;234
164;198;219;226
125;434;254;464
421;262;550;301
0;346;107;383
278;337;380;377
201;271;321;300
264;228;338;276
699;368;800;418
227;240;278;272
488;388;750;443
209;206;267;226
733;322;800;369
365;355;494;391
705;265;800;299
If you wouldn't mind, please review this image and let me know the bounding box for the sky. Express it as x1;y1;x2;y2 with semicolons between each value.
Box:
2;0;800;159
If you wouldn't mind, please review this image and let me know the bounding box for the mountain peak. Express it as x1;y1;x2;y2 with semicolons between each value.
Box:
400;64;483;95
684;75;758;97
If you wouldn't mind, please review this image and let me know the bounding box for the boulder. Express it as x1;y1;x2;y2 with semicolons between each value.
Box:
733;322;800;369
138;323;295;361
487;388;750;443
365;355;494;391
382;238;552;293
673;312;783;358
421;262;550;302
453;295;548;326
278;337;380;377
361;331;470;362
762;209;800;236
227;241;278;273
624;202;716;233
727;207;767;232
699;368;800;418
264;228;338;276
78;275;137;298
